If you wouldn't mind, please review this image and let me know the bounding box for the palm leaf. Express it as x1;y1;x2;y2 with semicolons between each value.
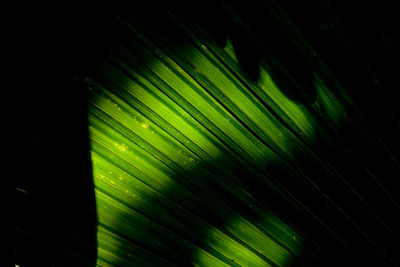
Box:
18;0;400;266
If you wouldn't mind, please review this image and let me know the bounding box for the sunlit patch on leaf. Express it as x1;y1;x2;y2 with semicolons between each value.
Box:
197;215;301;266
314;73;347;125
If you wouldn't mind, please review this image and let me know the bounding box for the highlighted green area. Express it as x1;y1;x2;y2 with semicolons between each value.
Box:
89;17;347;266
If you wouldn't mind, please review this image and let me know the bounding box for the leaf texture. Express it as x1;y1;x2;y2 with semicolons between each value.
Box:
18;0;400;266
